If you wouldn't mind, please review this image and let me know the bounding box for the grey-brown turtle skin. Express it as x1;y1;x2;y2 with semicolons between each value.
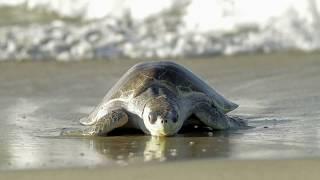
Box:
62;61;246;137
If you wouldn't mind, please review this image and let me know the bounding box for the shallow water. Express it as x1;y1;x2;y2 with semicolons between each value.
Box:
1;52;320;170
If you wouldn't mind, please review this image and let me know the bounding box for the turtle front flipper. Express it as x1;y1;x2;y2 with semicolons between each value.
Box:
61;109;128;136
193;102;247;130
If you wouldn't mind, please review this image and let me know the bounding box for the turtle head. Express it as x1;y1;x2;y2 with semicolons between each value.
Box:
142;95;182;136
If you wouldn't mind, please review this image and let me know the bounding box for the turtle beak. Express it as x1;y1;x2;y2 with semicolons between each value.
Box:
149;117;177;136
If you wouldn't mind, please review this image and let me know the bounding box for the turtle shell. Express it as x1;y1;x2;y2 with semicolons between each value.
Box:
103;61;238;113
81;61;238;125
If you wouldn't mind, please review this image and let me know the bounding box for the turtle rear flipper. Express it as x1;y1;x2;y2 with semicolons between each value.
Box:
61;109;128;136
222;101;239;113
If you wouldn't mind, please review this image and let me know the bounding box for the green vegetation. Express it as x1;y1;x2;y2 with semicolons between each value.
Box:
0;4;82;26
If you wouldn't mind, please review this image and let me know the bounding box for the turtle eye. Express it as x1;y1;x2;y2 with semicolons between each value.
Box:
148;113;157;124
172;115;178;123
171;112;179;123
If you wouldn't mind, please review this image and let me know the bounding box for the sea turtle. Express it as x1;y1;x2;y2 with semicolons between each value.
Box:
62;61;246;136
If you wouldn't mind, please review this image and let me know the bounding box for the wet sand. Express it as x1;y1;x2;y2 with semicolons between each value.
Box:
1;52;320;173
1;159;320;180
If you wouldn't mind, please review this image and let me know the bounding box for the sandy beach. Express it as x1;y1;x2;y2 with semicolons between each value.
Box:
1;52;320;177
1;159;320;180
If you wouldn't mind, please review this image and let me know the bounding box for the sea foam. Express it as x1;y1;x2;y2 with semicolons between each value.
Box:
0;0;319;61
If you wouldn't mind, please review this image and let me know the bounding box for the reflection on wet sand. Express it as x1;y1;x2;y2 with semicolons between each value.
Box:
143;135;232;162
0;90;236;170
91;129;233;163
144;137;167;161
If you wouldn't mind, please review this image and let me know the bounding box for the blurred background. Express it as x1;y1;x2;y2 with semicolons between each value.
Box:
0;0;319;61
